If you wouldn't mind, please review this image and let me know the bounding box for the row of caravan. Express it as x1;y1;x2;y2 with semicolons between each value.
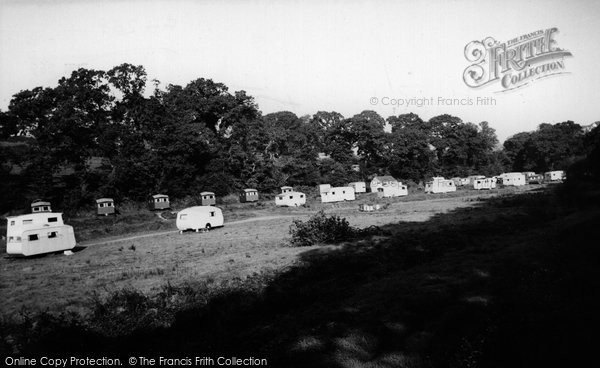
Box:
452;171;565;189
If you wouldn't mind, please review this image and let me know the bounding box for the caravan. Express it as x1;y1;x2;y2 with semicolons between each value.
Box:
498;173;526;186
275;187;306;207
370;176;399;193
348;181;367;193
376;183;408;198
425;177;457;194
149;194;170;210
321;186;356;203
5;213;76;257
544;170;565;182
200;191;216;206
473;178;497;190
176;206;224;232
239;189;259;203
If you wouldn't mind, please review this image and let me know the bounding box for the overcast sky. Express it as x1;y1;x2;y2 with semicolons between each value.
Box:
1;0;599;141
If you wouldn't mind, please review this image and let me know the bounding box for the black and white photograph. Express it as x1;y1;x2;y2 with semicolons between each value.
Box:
1;0;599;366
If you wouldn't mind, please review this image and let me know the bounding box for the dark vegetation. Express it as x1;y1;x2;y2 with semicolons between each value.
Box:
1;63;596;215
289;210;383;247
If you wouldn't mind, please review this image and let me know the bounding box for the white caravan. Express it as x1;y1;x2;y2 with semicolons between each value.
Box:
473;178;497;190
376;184;408;198
466;175;486;186
348;181;367;193
176;206;224;232
275;191;306;207
321;186;356;203
425;177;457;194
544;170;565;182
5;213;76;257
498;172;526;186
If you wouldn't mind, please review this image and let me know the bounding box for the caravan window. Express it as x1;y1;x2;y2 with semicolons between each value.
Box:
8;237;13;242
23;219;33;224
300;195;304;198
48;217;58;223
278;196;283;200
179;214;187;220
48;231;57;238
289;196;293;199
29;234;39;241
210;211;215;217
10;220;15;226
43;206;49;211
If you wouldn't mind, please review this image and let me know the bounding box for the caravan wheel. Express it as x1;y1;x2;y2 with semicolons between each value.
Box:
205;223;212;230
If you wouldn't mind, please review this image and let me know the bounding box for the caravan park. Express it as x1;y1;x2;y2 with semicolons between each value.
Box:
2;0;600;366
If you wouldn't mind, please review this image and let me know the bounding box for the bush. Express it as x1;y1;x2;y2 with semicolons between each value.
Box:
289;210;358;247
219;194;240;205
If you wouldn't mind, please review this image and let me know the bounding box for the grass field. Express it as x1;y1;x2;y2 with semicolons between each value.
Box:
3;183;598;367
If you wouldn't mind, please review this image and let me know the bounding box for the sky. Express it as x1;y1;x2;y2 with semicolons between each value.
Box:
1;0;599;142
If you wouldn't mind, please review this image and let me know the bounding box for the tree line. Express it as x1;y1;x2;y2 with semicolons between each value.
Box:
0;64;596;213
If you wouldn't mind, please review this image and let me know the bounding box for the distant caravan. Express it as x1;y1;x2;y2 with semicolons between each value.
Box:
149;194;170;210
275;190;306;207
176;206;224;233
498;173;526;186
5;213;76;257
473;178;497;190
544;170;565;182
376;184;408;198
348;182;367;193
321;186;356;203
425;177;457;194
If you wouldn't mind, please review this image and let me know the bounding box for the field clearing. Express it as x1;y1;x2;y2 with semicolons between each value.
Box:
0;187;536;317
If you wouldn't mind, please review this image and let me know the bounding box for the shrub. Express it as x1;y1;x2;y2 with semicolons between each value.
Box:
219;194;240;205
289;210;358;247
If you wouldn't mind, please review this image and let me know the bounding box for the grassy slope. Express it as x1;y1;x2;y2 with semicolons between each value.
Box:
2;186;599;367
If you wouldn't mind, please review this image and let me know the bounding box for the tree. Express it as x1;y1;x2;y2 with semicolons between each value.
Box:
387;113;435;181
348;110;387;176
503;122;584;172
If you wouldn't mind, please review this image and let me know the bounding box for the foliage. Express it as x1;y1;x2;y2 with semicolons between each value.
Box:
289;210;358;247
503;121;585;172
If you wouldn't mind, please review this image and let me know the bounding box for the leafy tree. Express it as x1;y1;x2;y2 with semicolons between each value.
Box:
387;114;435;181
348;110;387;176
504;122;584;172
